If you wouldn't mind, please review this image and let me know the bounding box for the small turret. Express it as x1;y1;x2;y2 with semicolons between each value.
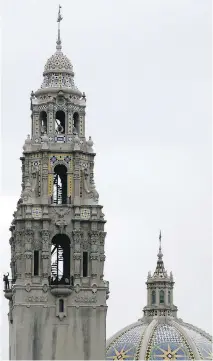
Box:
142;231;178;320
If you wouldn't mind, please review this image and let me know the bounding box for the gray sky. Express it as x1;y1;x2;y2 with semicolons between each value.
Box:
0;0;212;359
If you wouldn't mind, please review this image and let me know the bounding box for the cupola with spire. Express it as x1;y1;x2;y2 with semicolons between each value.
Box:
143;231;178;320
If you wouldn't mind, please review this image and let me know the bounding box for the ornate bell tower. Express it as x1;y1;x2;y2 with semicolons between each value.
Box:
4;6;109;360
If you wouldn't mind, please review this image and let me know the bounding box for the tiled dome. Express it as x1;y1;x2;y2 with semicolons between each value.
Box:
41;50;80;91
44;51;73;73
106;318;212;360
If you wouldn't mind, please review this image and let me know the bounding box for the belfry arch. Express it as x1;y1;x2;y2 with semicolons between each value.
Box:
53;164;67;204
55;110;65;134
73;112;80;134
40;111;47;134
50;234;70;285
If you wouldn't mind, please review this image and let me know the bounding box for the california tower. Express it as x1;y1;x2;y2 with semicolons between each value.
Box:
4;7;109;360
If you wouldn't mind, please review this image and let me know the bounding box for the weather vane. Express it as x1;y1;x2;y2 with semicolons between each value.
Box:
57;4;63;23
159;230;162;251
56;5;63;51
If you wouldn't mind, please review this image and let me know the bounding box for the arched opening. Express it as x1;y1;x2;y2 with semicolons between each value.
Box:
59;299;64;313
40;111;47;134
168;290;171;304
51;234;70;285
53;164;67;204
55;110;65;134
151;290;156;305
160;290;164;304
83;252;88;277
73;112;80;134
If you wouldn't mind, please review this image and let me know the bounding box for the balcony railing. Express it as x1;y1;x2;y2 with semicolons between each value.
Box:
49;275;74;287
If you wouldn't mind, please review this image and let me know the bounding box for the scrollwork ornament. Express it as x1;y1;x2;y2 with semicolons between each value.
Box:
41;253;49;259
42;284;48;293
73;253;81;260
24;253;33;259
25;284;31;293
72;230;83;243
41;230;50;243
100;254;106;261
90;253;99;261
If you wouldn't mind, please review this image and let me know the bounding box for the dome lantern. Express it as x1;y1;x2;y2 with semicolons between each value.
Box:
143;231;178;320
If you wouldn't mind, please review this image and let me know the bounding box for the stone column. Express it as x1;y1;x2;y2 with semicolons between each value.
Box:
90;253;98;278
33;111;40;138
73;154;80;205
48;103;54;137
42;154;49;203
24;229;34;279
15;231;23;279
41;230;51;278
67;105;73;134
72;230;83;282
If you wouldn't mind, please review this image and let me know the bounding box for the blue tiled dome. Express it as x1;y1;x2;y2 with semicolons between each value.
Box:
106;318;212;360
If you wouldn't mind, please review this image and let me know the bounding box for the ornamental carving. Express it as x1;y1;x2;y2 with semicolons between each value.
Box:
33;239;41;250
75;296;97;303
72;230;83;243
26;296;47;303
41;253;49;259
25;284;31;292
90;253;99;261
55;218;67;233
100;254;106;261
82;240;89;250
42;284;48;293
24;253;33;259
41;230;50;242
73;253;81;260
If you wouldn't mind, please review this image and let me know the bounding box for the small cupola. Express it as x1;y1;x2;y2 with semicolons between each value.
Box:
143;231;178;319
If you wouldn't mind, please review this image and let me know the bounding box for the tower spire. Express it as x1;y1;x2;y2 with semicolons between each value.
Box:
157;230;163;260
56;5;63;51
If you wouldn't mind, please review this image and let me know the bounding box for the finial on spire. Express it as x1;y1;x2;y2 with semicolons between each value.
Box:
157;230;163;260
56;5;63;51
159;230;162;251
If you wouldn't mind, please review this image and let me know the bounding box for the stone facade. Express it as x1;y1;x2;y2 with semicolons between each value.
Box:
5;7;109;360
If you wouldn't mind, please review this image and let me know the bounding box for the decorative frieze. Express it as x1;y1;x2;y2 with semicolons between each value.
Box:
75;295;97;303
26;296;47;303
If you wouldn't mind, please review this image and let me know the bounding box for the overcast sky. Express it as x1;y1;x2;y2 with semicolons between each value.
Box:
0;0;212;359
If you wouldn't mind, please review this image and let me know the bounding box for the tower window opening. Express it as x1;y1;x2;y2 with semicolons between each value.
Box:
53;164;67;204
73;112;80;135
34;251;39;276
55;110;65;134
40;111;47;134
168;290;171;304
59;299;64;313
51;234;70;285
83;252;88;277
160;290;164;304
151;290;156;305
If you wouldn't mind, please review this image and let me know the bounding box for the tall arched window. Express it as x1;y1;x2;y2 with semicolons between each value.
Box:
53;164;67;204
160;290;164;304
73;112;80;134
51;234;70;286
55;110;65;134
151;290;156;305
59;299;64;313
40;111;47;134
168;290;171;304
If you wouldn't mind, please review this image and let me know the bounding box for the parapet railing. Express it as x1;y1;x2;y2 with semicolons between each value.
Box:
49;275;74;287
